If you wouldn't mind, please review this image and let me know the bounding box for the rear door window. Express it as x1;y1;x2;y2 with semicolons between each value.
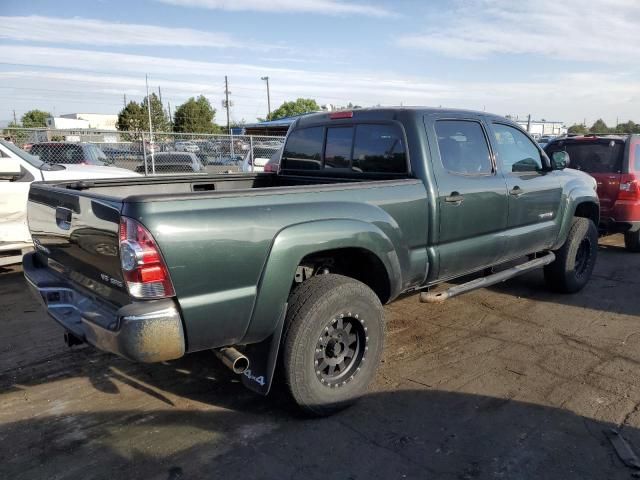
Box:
352;124;406;173
546;140;625;173
282;127;323;170
434;120;492;174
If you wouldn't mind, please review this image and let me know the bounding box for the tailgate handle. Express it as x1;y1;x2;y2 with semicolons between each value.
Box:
55;207;72;230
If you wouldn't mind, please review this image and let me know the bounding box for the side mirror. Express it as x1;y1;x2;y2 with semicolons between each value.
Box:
0;157;22;181
551;151;570;170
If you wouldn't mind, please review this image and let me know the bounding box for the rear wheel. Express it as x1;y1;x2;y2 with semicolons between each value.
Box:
282;274;385;416
544;217;598;293
624;230;640;252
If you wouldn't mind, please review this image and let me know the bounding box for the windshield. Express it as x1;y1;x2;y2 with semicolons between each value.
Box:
86;144;109;165
0;139;51;170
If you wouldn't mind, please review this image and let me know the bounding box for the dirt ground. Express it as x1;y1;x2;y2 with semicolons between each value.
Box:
2;234;640;480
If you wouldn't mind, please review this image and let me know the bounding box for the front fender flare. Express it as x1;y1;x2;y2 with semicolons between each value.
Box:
240;219;402;344
552;188;600;250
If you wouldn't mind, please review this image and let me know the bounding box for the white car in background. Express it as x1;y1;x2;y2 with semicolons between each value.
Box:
242;146;282;173
0;140;139;266
174;141;200;153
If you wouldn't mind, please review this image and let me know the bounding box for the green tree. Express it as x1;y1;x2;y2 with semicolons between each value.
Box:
589;118;610;134
116;94;170;139
615;120;638;134
21;109;50;128
173;95;218;133
142;93;170;133
116;101;147;135
267;98;320;120
567;123;588;134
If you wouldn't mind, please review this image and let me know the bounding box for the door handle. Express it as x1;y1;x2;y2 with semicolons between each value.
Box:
445;192;464;204
509;186;524;197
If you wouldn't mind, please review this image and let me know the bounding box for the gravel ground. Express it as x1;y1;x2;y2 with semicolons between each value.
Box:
1;234;640;480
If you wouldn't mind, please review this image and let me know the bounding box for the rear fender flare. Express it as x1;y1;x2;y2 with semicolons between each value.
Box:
240;219;402;345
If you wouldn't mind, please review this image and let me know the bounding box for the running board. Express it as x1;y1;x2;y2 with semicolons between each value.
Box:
420;252;555;303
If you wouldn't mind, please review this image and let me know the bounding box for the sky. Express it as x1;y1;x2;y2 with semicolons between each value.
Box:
1;0;639;127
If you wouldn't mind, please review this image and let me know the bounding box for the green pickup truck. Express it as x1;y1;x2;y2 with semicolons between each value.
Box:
24;108;599;415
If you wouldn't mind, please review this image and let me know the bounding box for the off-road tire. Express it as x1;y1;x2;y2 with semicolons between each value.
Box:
282;274;385;416
624;230;640;252
544;217;598;293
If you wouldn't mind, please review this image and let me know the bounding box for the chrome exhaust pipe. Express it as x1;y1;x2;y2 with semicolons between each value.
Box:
214;347;249;374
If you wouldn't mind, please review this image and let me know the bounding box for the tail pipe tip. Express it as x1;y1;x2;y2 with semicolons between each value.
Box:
215;347;249;374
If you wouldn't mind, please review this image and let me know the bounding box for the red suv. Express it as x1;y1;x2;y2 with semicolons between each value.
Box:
546;134;640;251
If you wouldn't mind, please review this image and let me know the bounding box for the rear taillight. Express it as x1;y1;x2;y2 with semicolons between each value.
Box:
119;217;175;299
619;174;639;201
264;162;279;173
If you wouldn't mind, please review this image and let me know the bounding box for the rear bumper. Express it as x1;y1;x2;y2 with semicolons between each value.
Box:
602;201;640;232
23;252;185;363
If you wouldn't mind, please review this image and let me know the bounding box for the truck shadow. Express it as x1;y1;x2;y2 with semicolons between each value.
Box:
0;387;636;480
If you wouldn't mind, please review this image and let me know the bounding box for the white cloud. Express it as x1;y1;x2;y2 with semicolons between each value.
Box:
396;0;640;62
0;46;638;124
156;0;393;17
0;15;260;49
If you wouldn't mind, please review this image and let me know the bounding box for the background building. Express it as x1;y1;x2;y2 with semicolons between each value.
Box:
515;119;567;136
59;113;118;130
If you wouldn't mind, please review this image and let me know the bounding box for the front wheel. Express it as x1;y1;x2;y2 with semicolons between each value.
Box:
282;274;385;416
544;217;598;293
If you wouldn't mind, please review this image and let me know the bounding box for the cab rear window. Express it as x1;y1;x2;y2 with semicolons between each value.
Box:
546;140;625;173
281;123;407;174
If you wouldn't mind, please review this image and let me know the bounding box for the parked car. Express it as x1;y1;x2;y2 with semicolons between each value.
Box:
24;107;598;415
0;139;138;266
242;145;282;172
30;142;111;166
174;141;200;153
263;150;281;173
545;134;640;250
101;145;141;162
134;152;204;174
537;136;555;149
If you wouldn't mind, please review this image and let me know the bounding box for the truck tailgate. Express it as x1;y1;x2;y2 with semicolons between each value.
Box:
27;185;129;306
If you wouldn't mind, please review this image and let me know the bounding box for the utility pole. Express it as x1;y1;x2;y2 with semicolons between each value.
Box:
526;114;531;132
158;86;163;106
13;110;17;124
145;74;155;173
224;75;231;134
168;102;172;128
261;76;271;118
123;94;127;107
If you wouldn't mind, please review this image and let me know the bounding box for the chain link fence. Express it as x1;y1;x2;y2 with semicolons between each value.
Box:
2;128;285;175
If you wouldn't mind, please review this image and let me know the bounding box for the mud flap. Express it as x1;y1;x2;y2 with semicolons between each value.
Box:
240;303;287;395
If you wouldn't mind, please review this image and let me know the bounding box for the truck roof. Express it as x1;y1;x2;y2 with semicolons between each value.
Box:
293;107;509;129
